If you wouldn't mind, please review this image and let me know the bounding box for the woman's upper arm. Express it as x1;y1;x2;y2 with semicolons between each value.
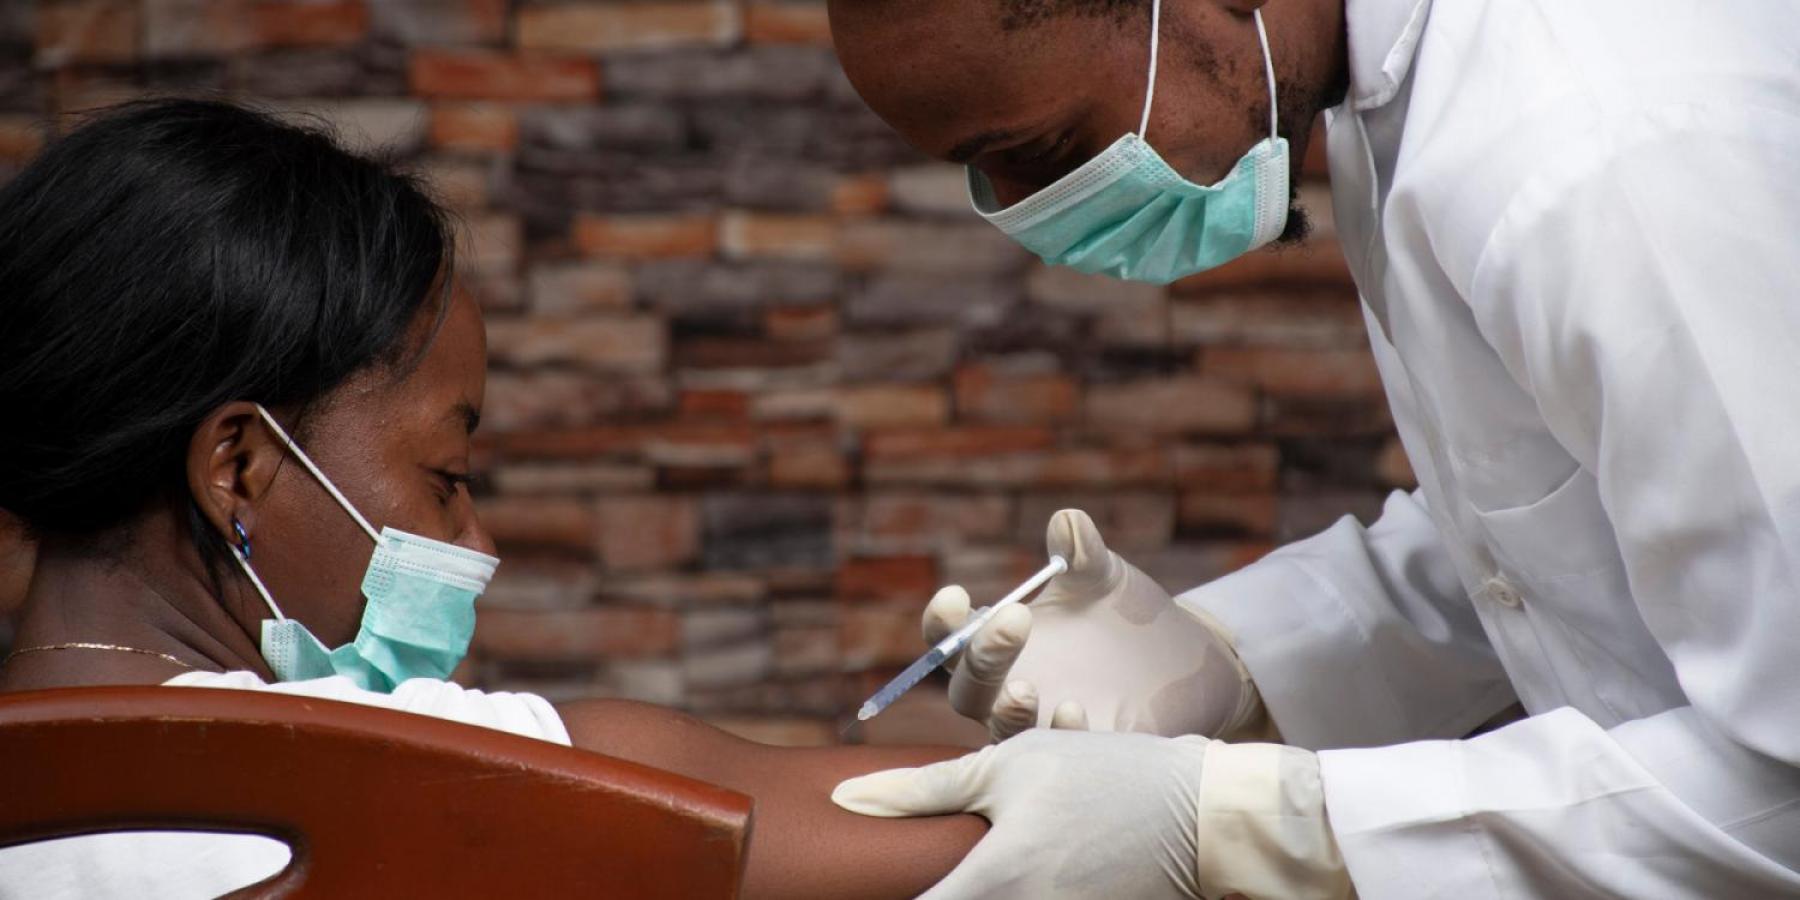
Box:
557;698;984;900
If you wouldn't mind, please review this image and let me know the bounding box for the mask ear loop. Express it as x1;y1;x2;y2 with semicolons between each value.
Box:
251;404;383;545
228;518;287;620
1253;8;1278;141
1138;0;1163;139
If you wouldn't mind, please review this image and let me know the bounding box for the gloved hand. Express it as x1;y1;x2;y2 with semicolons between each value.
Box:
932;508;1265;741
832;728;1352;900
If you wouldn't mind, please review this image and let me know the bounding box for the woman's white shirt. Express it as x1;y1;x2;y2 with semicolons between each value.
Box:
0;672;568;899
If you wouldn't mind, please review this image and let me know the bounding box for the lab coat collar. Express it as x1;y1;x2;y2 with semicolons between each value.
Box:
1343;0;1433;110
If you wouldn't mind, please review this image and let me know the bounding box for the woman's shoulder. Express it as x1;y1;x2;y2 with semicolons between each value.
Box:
165;670;571;746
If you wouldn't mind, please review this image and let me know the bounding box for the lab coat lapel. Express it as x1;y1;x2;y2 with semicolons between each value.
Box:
1327;0;1433;344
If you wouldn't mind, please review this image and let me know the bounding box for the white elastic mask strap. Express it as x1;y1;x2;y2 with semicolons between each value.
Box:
1254;8;1277;140
1138;0;1163;138
1141;4;1276;142
230;549;287;621
252;404;382;544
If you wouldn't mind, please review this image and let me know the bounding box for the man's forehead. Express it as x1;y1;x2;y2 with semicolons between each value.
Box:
835;6;1130;158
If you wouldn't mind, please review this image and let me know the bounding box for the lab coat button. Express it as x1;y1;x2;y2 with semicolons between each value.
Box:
1482;576;1524;608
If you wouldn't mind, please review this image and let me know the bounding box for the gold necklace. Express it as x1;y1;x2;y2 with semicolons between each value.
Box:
4;642;196;670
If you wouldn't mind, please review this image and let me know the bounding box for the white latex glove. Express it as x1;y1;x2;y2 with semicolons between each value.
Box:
933;509;1264;741
832;728;1352;900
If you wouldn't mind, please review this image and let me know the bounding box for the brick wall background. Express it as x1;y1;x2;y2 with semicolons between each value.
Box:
0;0;1413;747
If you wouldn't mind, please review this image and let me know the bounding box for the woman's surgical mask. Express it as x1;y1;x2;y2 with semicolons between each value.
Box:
229;404;498;692
967;0;1289;284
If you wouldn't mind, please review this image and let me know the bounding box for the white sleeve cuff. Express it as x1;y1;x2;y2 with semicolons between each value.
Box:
1195;740;1353;900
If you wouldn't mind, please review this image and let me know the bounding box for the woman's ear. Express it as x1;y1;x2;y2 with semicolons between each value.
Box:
186;401;286;545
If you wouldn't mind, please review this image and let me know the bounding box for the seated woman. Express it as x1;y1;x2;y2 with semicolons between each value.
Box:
0;99;982;899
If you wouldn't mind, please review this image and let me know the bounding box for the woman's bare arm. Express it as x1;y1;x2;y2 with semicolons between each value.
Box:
558;699;984;900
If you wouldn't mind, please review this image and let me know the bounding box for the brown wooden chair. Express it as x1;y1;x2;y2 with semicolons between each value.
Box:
0;686;754;898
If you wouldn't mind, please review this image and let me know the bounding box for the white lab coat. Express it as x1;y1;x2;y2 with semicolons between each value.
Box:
1179;0;1800;895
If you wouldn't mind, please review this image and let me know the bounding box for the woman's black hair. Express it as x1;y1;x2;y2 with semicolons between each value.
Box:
0;98;454;553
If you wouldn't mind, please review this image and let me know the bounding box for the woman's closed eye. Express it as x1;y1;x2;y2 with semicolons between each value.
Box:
429;468;475;503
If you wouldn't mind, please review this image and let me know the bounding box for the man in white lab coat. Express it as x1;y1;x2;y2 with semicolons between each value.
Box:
824;0;1800;896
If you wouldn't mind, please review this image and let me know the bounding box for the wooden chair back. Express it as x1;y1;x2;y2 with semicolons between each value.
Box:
0;686;753;898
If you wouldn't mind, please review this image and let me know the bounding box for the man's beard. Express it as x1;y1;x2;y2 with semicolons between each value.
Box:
1276;187;1313;245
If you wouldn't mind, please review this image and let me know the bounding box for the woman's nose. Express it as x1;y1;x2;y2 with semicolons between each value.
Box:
460;508;497;557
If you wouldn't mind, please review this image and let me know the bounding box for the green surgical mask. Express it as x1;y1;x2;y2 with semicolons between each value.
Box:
968;2;1289;284
230;404;498;692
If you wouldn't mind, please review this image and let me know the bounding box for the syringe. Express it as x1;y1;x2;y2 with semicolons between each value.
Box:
854;555;1069;722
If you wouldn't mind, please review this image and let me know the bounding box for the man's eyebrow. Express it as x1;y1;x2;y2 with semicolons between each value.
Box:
947;127;1027;164
448;401;480;435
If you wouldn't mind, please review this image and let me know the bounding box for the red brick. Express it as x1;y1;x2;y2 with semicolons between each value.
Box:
0;117;45;165
764;305;837;342
953;365;1079;424
51;71;139;119
486;316;666;373
475;497;597;552
418;157;489;213
720;211;837;262
464;212;522;273
490;462;656;496
479;371;673;433
272;98;428;155
887;164;969;216
1169;289;1366;348
772;624;840;677
410;50;600;101
1022;448;1171;487
602;572;770;607
853;493;1013;545
679;389;751;420
830;173;890;216
839;602;927;668
517;1;740;52
863;426;1055;460
480;559;601;611
527;262;633;317
1173;443;1281;492
939;546;1046;605
1177;491;1278;537
471;269;524;313
372;0;507;45
866;447;1171;488
749;388;836;422
1262;396;1396;438
595;496;700;571
429;102;518;152
1170;245;1354;292
1203;346;1384;398
836;219;1025;273
744;1;831;44
252;0;368;47
835;385;950;430
491;424;757;464
767;437;851;489
1084;377;1258;435
474;607;680;661
38;1;139;65
676;336;832;370
835;555;937;604
573;213;718;260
